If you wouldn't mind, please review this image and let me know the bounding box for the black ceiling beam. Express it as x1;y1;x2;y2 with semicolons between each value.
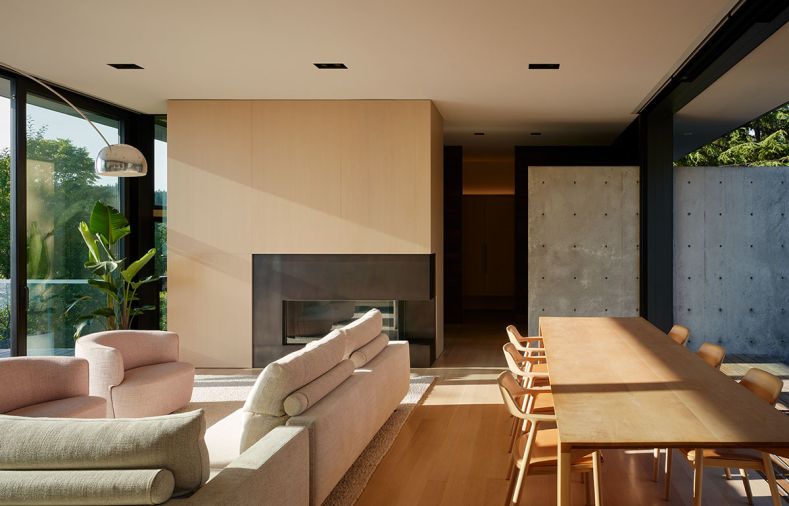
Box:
642;0;789;116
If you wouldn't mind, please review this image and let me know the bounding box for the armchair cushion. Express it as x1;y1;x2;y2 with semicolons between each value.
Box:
0;410;209;496
110;362;195;419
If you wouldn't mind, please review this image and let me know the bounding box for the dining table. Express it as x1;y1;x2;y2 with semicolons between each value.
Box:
539;316;789;506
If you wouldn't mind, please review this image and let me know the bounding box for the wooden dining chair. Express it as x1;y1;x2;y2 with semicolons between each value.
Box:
497;370;602;506
502;343;553;450
696;342;726;369
664;368;785;506
506;324;544;353
668;324;690;346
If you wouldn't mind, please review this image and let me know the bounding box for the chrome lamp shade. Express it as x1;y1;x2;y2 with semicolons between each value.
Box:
95;144;148;177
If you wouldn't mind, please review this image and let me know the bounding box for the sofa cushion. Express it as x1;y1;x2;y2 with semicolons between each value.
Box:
6;396;106;419
110;361;194;418
349;333;389;367
0;410;209;497
0;469;174;505
283;359;355;416
243;334;345;418
338;309;383;358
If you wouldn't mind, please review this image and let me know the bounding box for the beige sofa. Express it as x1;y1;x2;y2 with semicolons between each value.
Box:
75;330;194;418
0;410;309;506
206;308;410;505
0;357;106;418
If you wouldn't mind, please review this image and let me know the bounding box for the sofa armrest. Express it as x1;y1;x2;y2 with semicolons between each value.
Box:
74;340;124;406
174;426;309;506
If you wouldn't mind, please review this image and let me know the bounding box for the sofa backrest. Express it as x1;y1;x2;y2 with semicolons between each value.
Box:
0;410;209;496
0;357;89;413
338;308;384;358
76;330;180;371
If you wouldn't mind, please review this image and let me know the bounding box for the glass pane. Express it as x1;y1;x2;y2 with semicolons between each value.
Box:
26;93;120;356
0;78;11;357
154;116;167;330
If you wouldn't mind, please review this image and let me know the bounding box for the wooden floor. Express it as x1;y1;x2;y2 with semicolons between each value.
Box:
356;322;789;506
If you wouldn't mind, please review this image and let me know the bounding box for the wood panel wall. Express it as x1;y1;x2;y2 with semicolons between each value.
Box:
168;100;443;367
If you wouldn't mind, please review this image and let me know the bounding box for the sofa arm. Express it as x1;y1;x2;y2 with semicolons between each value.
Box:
75;339;124;407
175;426;309;506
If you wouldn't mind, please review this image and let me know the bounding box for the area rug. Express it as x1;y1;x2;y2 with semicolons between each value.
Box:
323;375;436;506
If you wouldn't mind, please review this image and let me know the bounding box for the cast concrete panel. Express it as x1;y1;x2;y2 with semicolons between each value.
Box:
674;166;789;360
527;166;640;336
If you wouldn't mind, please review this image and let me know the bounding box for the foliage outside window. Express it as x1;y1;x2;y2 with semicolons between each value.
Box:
676;103;788;167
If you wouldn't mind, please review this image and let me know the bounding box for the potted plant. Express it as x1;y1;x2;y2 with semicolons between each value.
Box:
68;201;157;338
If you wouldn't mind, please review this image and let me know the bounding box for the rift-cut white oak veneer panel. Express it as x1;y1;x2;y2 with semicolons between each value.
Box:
249;100;434;254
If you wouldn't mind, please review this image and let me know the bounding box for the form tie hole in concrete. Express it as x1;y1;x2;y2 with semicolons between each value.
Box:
750;276;754;280
687;181;691;184
687;308;691;312
750;212;753;216
688;276;691;280
605;276;608;280
719;212;723;216
573;213;576;216
719;276;723;280
719;244;723;248
750;244;753;248
718;308;722;312
749;308;754;312
688;212;691;216
688;244;691;248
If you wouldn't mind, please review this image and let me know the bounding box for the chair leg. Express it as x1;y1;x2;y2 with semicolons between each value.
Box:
584;472;591;506
511;463;528;505
761;453;781;506
504;463;518;506
664;448;673;500
652;448;660;481
740;468;753;505
692;449;703;506
724;467;732;480
593;451;602;506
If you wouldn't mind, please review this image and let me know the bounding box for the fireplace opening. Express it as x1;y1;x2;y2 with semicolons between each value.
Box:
283;300;399;344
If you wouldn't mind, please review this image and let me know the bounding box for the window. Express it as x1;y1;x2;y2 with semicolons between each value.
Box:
154;116;167;330
0;78;11;357
25;93;121;355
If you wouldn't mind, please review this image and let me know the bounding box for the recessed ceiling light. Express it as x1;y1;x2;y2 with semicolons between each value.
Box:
473;132;485;136
530;132;542;136
314;63;348;69
528;63;560;70
107;63;144;70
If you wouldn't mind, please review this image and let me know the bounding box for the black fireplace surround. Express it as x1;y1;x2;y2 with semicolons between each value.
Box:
253;254;437;367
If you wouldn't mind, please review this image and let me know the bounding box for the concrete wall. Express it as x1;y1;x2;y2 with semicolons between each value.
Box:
674;166;789;360
527;166;640;336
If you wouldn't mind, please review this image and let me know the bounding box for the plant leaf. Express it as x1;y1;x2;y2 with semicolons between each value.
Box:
92;307;116;318
88;201;130;246
65;295;92;315
87;279;119;300
73;320;90;339
122;248;156;283
78;221;101;264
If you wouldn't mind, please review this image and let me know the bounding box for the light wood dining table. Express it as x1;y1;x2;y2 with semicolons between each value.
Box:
539;316;789;506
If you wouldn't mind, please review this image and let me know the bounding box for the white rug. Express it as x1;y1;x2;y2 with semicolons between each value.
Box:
184;373;436;505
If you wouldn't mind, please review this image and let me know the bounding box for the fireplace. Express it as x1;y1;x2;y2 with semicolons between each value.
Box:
253;254;436;367
283;300;399;344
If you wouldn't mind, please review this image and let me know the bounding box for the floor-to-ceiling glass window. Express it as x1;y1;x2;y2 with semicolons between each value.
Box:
25;93;121;355
0;78;11;357
154;116;167;330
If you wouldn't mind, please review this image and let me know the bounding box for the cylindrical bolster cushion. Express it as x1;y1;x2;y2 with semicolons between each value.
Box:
283;359;356;416
349;333;389;367
0;469;174;505
0;410;208;496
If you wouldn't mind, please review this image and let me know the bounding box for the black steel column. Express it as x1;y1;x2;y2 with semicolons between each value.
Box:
443;146;462;323
9;77;27;355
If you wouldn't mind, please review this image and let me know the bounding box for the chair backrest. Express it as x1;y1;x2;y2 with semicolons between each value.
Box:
696;342;726;369
740;368;783;406
668;324;690;346
506;325;523;344
0;357;89;413
502;343;527;375
77;330;180;371
496;371;527;419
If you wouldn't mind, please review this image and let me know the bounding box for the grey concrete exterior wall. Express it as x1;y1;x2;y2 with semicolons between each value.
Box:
674;166;789;360
527;166;640;336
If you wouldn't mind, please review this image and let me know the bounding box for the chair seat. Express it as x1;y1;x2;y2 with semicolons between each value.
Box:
683;447;762;463
5;396;107;418
111;361;194;418
513;391;554;414
515;428;593;468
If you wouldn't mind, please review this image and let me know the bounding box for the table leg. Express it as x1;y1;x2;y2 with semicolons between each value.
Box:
693;448;703;506
558;441;571;506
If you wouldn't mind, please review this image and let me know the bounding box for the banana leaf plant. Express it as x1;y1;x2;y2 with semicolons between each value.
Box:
68;201;157;338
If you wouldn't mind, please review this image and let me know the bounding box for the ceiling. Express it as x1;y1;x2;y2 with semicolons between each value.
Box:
0;0;739;154
674;20;789;159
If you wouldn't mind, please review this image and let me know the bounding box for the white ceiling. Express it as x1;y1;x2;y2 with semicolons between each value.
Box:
0;0;738;153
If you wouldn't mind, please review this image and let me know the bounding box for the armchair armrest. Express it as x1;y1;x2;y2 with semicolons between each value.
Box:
74;339;124;403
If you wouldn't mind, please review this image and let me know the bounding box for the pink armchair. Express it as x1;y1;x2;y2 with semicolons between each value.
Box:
0;356;106;418
75;330;195;418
